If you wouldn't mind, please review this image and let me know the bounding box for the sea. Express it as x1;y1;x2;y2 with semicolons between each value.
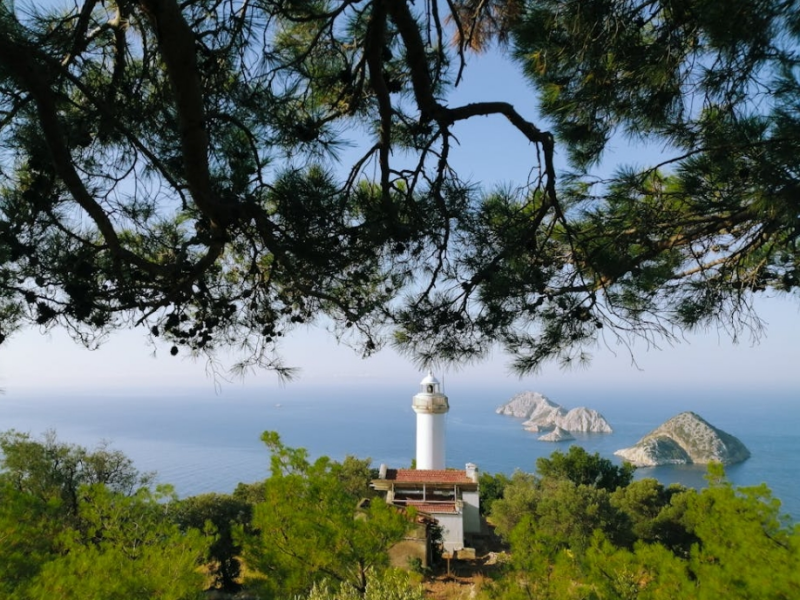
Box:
1;382;798;522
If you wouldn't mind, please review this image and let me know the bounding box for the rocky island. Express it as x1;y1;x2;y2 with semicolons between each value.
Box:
496;391;613;438
614;411;750;467
537;426;575;442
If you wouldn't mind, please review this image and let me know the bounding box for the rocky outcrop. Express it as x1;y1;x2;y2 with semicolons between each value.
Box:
521;401;567;429
496;391;559;419
497;392;613;434
614;412;750;467
558;407;613;433
538;426;575;442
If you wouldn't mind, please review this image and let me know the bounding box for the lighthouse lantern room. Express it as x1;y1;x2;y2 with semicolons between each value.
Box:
412;371;449;470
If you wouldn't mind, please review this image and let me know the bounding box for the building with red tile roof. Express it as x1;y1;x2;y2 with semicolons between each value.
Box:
372;463;481;552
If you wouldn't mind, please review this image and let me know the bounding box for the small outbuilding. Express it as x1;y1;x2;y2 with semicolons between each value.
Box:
372;464;480;553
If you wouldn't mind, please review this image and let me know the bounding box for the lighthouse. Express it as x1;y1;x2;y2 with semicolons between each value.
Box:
412;371;449;470
372;373;482;556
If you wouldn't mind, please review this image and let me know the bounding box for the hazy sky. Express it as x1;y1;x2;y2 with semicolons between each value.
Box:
2;292;797;394
1;12;798;395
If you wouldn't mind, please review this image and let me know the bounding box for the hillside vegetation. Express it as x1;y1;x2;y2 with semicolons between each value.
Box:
1;432;797;599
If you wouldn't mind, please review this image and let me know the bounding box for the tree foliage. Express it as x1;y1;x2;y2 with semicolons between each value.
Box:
489;456;800;600
517;478;632;554
0;0;797;375
172;492;252;591
610;478;696;554
25;485;209;600
680;464;800;598
3;435;799;599
0;429;153;520
508;0;800;369
0;483;61;599
488;470;539;538
478;470;510;516
238;432;409;598
297;569;426;600
535;445;635;491
0;431;209;600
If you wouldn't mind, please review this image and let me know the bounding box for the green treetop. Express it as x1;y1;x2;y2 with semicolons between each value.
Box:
0;430;209;600
536;445;636;491
238;432;409;598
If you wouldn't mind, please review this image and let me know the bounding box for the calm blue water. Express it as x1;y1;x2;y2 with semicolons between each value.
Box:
1;382;798;521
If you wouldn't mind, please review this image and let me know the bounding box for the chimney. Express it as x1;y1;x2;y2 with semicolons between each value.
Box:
465;463;478;482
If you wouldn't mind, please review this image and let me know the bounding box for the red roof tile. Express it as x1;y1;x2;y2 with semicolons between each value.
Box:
384;469;475;484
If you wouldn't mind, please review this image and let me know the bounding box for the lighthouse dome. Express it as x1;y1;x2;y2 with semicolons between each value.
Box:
420;372;440;387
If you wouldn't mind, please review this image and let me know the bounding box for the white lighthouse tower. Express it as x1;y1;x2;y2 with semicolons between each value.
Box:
412;371;449;470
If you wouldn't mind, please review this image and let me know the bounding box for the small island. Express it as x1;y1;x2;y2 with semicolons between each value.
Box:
537;426;575;442
614;411;750;467
496;391;613;439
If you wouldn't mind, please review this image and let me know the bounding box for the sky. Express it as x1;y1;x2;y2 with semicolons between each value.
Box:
1;291;798;394
1;8;799;396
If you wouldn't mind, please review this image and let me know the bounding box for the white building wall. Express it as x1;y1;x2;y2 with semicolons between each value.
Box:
415;412;445;470
436;512;465;552
461;490;481;534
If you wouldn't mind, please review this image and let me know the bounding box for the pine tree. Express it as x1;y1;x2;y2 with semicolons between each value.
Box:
0;0;797;375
